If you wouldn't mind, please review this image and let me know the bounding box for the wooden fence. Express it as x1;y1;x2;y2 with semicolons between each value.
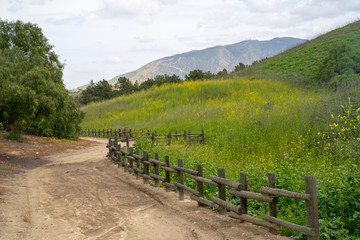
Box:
79;128;205;146
107;137;320;240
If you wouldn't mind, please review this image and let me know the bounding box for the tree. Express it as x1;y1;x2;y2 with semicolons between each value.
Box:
0;19;83;139
79;79;115;104
217;68;228;77
185;69;205;81
233;62;246;72
115;77;133;95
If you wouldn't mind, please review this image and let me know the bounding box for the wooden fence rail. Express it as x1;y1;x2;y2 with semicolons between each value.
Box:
79;128;205;146
106;137;319;240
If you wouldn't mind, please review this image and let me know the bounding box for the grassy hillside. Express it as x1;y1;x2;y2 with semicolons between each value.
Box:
233;20;360;86
82;80;326;158
81;22;360;239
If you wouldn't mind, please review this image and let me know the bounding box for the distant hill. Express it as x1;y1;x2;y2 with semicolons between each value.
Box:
108;37;306;84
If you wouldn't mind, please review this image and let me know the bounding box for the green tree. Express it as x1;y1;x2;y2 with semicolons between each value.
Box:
233;62;246;72
115;76;133;95
0;19;83;139
79;79;115;104
216;68;228;77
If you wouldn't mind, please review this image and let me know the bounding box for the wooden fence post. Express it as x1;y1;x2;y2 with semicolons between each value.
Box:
164;155;171;192
177;159;184;200
126;134;130;148
154;153;160;187
305;176;319;240
196;164;204;207
108;138;112;158
116;144;121;167
168;131;172;145
143;151;149;184
129;147;134;170
136;149;141;179
201;130;205;144
150;132;154;143
268;173;278;234
240;172;247;219
184;130;187;141
218;168;226;215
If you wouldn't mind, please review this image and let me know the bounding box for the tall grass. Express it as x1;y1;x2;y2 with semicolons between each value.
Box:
82;79;326;162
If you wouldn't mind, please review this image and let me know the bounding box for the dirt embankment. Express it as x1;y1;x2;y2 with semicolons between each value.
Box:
0;134;290;240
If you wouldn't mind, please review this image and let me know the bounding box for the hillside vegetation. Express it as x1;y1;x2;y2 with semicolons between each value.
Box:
233;20;360;87
81;21;360;239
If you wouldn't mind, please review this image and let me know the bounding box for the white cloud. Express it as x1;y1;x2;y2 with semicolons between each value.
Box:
96;0;161;18
241;0;283;12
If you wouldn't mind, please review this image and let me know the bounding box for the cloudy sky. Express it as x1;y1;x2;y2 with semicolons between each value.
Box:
0;0;359;89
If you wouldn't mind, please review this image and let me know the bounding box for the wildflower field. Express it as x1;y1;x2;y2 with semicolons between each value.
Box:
82;79;360;239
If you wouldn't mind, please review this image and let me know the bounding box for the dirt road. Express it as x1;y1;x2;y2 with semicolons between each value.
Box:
0;137;289;240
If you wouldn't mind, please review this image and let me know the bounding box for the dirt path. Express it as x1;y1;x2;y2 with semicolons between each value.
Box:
0;137;290;240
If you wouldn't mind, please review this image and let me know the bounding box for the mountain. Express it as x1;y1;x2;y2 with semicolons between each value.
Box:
109;37;306;84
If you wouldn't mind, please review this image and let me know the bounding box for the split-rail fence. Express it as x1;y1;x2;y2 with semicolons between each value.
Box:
107;137;320;240
79;128;205;146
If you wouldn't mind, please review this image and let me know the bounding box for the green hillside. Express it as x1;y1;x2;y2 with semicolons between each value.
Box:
233;20;360;86
81;21;360;239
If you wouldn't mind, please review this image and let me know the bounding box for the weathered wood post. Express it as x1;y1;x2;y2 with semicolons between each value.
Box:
164;155;171;192
151;132;155;143
110;128;113;137
126;134;130;148
136;149;141;179
201;130;205;144
188;130;191;141
129;147;134;170
218;168;226;215
111;137;118;162
168;131;172;145
196;164;204;207
108;138;113;158
240;172;247;219
305;176;319;240
184;130;187;141
122;146;128;172
154;153;160;187
116;144;121;167
177;159;184;200
143;151;149;184
268;173;278;234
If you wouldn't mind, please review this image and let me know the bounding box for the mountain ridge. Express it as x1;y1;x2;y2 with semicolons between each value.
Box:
108;37;306;84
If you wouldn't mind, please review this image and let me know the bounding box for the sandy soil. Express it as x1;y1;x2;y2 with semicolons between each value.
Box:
0;136;290;240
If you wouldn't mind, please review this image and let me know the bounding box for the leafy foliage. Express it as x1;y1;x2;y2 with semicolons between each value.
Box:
0;19;83;139
79;80;115;104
